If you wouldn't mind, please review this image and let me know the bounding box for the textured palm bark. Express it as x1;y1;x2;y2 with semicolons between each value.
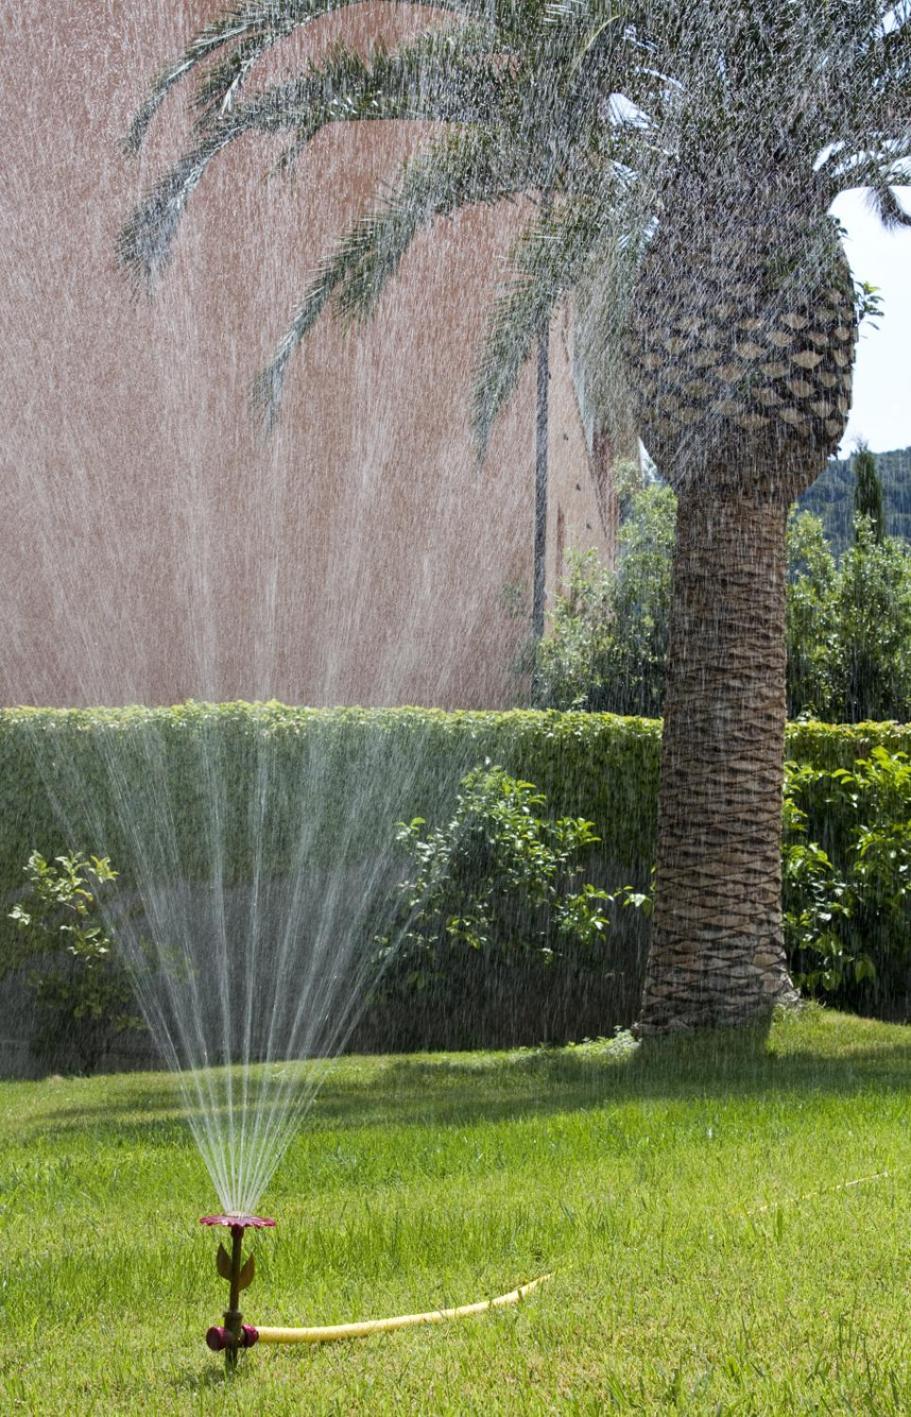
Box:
638;484;799;1032
625;211;858;1033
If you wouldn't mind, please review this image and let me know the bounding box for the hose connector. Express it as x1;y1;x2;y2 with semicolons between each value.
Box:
205;1322;259;1352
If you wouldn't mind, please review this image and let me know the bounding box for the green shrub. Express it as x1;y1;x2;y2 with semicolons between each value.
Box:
6;852;141;1072
375;764;642;972
369;765;647;1048
2;703;910;915
783;748;911;1010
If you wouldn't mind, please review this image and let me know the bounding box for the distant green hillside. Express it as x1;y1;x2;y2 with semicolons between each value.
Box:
799;446;911;553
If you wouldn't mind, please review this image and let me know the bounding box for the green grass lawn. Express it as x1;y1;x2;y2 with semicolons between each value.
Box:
3;1007;911;1414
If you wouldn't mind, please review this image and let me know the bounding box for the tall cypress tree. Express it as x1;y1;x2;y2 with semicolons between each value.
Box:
853;441;885;544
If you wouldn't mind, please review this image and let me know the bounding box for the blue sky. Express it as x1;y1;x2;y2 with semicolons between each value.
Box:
834;186;911;455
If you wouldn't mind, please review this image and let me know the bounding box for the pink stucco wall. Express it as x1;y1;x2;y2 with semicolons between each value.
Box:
0;2;612;709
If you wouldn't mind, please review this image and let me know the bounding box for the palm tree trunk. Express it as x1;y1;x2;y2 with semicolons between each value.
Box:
638;480;798;1032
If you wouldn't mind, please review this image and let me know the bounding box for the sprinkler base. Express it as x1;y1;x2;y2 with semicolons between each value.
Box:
206;1322;259;1353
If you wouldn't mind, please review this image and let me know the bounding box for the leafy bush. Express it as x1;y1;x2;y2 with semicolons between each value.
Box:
369;765;647;1047
377;765;641;969
0;705;661;1056
783;748;911;1010
6;852;141;1072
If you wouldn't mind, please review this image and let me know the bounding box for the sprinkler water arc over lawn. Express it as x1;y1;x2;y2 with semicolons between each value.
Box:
3;0;911;1394
114;0;910;1368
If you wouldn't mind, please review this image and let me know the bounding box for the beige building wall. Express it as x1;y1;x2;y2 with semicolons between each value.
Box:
0;1;614;711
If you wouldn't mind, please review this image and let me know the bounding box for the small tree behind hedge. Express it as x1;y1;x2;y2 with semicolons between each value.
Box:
853;441;884;545
532;481;675;715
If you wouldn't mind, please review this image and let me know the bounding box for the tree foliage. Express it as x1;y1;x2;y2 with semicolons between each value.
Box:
853;440;885;544
534;495;911;725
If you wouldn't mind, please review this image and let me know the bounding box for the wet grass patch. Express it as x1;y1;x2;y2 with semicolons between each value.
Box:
3;1006;911;1414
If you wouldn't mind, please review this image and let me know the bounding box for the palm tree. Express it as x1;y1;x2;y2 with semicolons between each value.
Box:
122;0;911;1032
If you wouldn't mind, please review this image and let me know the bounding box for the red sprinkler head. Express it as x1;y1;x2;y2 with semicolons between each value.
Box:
200;1214;275;1370
200;1213;277;1233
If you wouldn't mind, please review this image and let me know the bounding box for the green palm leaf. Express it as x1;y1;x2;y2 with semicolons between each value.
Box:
472;201;602;457
120;29;505;288
254;129;527;424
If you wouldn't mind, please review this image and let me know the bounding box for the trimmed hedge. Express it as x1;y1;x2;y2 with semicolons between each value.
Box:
0;703;663;907
4;702;911;909
2;703;910;1058
0;704;663;1061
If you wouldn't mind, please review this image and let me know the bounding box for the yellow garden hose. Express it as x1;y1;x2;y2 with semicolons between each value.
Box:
253;1274;552;1345
206;1274;551;1353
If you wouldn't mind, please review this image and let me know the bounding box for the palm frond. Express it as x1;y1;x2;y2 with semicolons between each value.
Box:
125;0;493;154
275;28;505;175
124;5;272;155
191;31;288;128
255;131;527;424
471;198;603;458
869;179;911;226
336;132;526;323
122;0;911;441
121;25;509;288
119;106;273;287
252;275;340;430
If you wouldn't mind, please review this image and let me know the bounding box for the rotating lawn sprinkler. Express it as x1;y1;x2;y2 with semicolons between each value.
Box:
201;1213;276;1371
201;1211;551;1371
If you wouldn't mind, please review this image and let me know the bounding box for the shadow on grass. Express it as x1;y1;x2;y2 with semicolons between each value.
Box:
21;1010;911;1150
169;1362;258;1397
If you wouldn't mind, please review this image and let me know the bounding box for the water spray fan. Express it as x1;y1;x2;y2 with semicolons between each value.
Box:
200;1213;550;1370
